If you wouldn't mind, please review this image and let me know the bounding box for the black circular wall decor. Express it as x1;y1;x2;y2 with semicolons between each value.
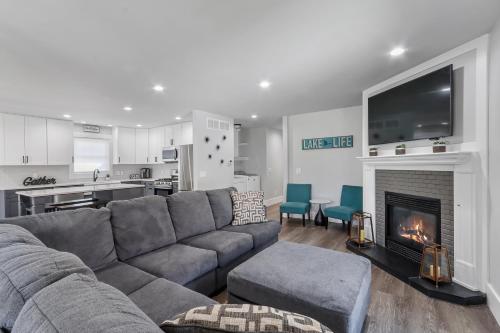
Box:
222;135;227;141
220;159;224;164
205;136;210;143
208;154;212;159
216;144;221;150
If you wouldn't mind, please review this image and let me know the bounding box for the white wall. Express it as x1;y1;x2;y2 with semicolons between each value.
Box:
192;110;234;190
287;106;363;206
236;127;283;201
488;16;500;324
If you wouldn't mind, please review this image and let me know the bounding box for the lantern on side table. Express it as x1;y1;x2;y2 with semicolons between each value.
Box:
419;244;452;287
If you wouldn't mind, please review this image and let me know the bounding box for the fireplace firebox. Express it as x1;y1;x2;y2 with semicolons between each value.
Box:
385;192;441;262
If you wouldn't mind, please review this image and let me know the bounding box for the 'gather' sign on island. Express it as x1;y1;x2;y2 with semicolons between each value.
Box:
302;135;353;150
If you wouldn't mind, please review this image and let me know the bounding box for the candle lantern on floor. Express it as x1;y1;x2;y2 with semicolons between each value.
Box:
349;212;374;248
419;244;452;287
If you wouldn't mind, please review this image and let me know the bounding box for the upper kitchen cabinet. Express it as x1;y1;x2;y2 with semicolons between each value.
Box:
171;122;193;146
148;126;165;164
164;125;174;147
47;119;73;165
2;114;47;165
113;127;135;164
135;128;149;164
172;124;182;146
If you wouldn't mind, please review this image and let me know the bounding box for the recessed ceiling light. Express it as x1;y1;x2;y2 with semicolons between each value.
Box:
80;121;87;124
416;124;422;128
63;114;71;118
123;106;133;111
389;47;406;57
441;122;449;125
107;124;113;127
259;80;271;89
153;84;165;92
251;114;258;119
175;116;182;120
136;124;143;127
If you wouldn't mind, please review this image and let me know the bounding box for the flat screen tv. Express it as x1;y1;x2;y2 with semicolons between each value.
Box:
368;65;453;145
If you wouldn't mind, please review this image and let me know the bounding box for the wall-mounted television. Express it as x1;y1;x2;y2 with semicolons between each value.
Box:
368;65;453;145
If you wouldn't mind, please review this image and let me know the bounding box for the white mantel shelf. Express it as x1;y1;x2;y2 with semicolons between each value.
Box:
357;151;473;166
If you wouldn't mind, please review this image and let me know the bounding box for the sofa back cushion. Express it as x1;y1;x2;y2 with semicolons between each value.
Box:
0;208;117;271
206;187;236;229
12;273;163;333
107;196;177;260
0;243;94;331
0;224;44;247
167;191;216;241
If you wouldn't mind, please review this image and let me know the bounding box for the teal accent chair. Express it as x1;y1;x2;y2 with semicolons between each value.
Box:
280;184;312;227
323;185;363;231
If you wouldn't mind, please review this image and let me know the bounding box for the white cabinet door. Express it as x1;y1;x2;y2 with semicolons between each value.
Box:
47;119;73;165
164;126;174;146
233;179;247;192
135;128;149;164
3;113;26;165
114;127;135;164
247;176;261;191
25;116;47;165
148;127;164;164
0;114;4;164
181;122;193;145
172;124;182;146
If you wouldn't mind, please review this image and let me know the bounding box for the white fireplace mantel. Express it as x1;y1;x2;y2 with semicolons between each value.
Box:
360;150;481;291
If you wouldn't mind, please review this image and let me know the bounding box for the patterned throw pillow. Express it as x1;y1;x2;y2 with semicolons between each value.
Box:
161;304;333;333
230;191;267;226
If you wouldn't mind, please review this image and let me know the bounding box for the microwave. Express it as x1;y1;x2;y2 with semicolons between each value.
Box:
162;146;178;162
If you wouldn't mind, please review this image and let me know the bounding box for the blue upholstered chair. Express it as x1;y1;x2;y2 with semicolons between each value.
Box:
280;184;312;227
324;185;363;231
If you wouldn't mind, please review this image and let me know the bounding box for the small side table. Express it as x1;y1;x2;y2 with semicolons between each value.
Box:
309;199;331;226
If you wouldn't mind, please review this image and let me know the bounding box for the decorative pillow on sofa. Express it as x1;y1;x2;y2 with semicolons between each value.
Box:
161;304;333;333
230;191;267;226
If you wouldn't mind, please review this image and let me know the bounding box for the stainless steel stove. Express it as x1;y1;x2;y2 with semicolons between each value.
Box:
153;178;173;197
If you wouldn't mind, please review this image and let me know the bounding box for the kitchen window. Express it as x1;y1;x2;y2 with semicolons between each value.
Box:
73;137;111;173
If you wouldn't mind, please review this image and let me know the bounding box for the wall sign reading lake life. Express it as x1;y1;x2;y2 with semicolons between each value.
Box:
302;135;353;150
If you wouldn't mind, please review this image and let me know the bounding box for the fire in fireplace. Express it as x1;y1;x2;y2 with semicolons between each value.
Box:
385;192;441;262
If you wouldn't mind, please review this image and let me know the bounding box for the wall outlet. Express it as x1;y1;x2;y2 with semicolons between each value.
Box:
295;167;301;175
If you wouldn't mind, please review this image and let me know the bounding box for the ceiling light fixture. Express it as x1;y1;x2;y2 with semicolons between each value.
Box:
123;106;133;111
259;80;271;89
175;116;182;120
441;122;449;125
136;124;143;127
80;121;87;124
153;84;165;92
389;47;406;57
107;124;113;127
251;114;258;119
63;114;72;118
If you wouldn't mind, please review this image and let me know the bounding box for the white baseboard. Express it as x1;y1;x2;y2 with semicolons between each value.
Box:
264;196;283;207
488;283;500;325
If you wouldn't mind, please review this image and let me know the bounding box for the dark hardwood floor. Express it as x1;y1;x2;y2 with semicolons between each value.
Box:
214;204;500;333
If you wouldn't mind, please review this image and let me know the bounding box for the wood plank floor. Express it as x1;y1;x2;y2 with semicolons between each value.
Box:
214;204;500;333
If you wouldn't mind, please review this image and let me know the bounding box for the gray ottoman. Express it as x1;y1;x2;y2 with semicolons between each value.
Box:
227;241;371;333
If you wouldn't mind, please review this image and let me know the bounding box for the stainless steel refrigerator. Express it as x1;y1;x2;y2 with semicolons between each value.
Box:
178;144;193;191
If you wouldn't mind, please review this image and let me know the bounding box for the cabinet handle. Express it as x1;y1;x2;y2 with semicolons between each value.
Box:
147;157;149;163
118;157;121;163
155;156;157;163
26;156;28;164
22;156;25;164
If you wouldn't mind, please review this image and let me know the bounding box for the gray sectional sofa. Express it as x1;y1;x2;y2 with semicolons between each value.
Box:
0;188;281;331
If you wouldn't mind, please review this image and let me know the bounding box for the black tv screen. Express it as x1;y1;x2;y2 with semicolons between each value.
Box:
368;65;453;145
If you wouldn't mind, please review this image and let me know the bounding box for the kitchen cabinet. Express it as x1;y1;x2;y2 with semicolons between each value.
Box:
3;114;47;165
172;124;182;146
148;127;165;163
113;127;135;164
171;122;193;146
47;119;73;165
233;175;261;192
135;128;149;164
164;126;174;146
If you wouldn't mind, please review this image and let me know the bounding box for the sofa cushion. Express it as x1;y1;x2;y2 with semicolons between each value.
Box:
161;304;333;333
128;278;218;325
127;243;218;285
107;196;177;260
0;244;94;331
206;187;236;229
12;273;162;333
181;231;253;267
323;205;357;221
230;191;267;225
222;220;282;249
94;261;157;295
0;224;45;247
167;191;216;240
1;208;117;270
280;202;310;215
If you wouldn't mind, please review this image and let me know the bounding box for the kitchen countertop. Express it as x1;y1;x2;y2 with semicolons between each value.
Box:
16;183;145;198
0;179;156;191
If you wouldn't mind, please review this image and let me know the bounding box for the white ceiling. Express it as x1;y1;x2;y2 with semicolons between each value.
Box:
1;0;499;128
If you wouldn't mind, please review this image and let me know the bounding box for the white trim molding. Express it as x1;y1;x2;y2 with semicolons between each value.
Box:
488;284;500;324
